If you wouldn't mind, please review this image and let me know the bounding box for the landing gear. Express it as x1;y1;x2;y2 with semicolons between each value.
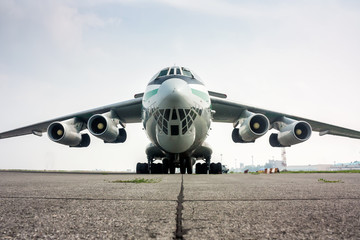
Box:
195;162;207;174
136;155;195;174
148;156;163;174
180;158;193;174
169;161;176;174
136;155;176;174
195;158;222;174
180;159;186;174
136;162;149;174
162;158;169;174
209;162;222;174
186;158;193;174
195;157;209;174
151;162;163;174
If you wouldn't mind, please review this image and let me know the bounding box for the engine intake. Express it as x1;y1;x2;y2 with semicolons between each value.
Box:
270;118;312;147
47;121;90;147
88;114;126;143
232;112;269;143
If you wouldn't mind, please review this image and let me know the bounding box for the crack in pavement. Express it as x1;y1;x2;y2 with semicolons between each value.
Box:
175;174;185;239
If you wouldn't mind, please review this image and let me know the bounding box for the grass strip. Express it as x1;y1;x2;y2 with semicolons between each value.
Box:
318;178;342;183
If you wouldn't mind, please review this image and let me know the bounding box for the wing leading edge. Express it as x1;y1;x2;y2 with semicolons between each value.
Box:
210;97;360;140
0;98;142;139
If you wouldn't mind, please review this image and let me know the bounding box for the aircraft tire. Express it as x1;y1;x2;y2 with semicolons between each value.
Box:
180;165;186;174
136;163;149;174
179;159;186;174
151;163;162;174
136;162;141;174
162;159;169;174
209;163;215;174
186;159;192;174
200;163;207;174
144;163;149;174
217;162;222;174
169;161;176;174
195;163;201;174
157;163;163;174
150;163;155;174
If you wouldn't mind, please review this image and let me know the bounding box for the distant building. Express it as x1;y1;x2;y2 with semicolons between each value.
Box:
286;164;332;171
267;160;286;170
331;161;360;170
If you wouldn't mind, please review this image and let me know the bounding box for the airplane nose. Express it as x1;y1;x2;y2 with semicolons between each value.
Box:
155;78;195;153
157;78;192;107
157;126;195;153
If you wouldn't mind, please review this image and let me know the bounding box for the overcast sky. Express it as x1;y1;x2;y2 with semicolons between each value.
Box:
0;0;360;171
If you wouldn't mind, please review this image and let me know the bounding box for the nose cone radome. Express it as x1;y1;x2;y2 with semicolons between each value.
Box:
157;78;192;107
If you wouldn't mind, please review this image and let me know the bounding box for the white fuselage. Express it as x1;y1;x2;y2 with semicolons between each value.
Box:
142;76;211;156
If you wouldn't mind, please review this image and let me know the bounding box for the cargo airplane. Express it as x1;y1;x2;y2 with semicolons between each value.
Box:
1;66;360;174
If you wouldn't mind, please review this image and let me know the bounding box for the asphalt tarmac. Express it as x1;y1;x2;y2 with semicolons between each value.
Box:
1;172;360;239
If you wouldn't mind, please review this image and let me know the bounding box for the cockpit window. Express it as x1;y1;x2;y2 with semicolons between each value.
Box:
164;109;171;121
182;67;193;78
176;68;181;75
148;66;204;85
158;68;169;77
171;109;178;120
156;67;193;78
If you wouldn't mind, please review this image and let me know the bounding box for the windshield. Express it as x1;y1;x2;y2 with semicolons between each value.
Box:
149;66;203;84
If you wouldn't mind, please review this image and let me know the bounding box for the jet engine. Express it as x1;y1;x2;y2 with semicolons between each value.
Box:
270;117;312;147
232;111;270;143
87;114;127;143
47;120;90;147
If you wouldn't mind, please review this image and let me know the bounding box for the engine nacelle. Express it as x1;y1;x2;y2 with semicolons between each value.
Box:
232;113;270;143
87;114;127;143
47;121;90;147
270;119;312;147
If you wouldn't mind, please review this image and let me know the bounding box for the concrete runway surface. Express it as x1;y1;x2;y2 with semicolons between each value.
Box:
1;172;360;239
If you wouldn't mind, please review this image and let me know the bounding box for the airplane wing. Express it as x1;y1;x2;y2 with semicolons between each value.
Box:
0;97;142;139
210;97;360;139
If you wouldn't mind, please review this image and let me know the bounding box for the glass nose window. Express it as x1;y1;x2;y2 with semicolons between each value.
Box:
172;109;178;120
154;107;202;135
171;125;179;136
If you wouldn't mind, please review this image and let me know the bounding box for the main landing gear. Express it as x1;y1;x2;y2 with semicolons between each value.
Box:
136;156;177;174
195;158;222;174
136;156;222;174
